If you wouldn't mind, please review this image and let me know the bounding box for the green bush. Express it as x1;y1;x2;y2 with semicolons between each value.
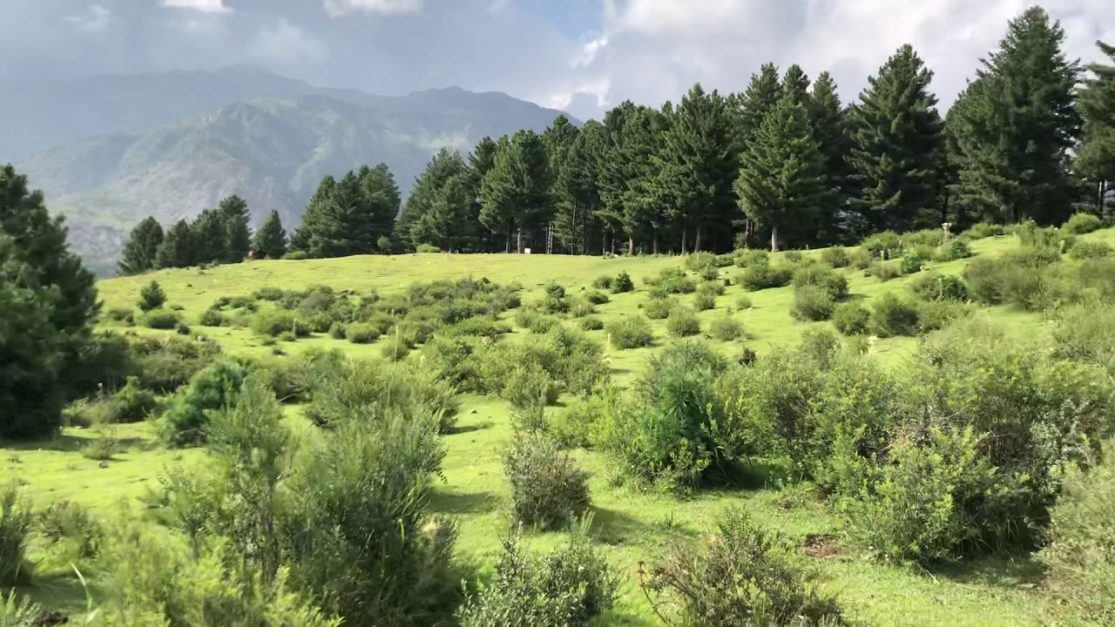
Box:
870;293;919;337
735;294;753;310
644;508;843;626
1068;239;1112;259
910;273;968;301
143;310;181;330
643;296;673;320
112;376;157;423
37;500;102;561
867;261;902;281
1052;302;1115;368
568;296;595;318
580;317;604;331
0;484;32;586
861;231;902;258
708;315;743;341
458;526;618;627
0;590;41;624
160;360;246;447
128;335;222;393
915;300;970;333
935;239;973;261
138;280;167;312
963;256;1051;310
792;285;836;321
106;307;135;324
503;434;590;530
666;306;701;337
251;309;311;338
591;275;613;290
832;302;870;336
1063;212;1104;235
612;271;635;293
198;308;225;327
606;315;653;350
899;251;927;274
547;389;621;449
965;222;1005;239
650;268;696;294
821;247;850;268
738;262;792;291
542;282;569;314
793;264;848;300
584;289;610;305
345;323;381;344
1038;441;1115;624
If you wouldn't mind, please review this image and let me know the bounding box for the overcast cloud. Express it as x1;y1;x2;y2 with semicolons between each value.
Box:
1;0;1113;119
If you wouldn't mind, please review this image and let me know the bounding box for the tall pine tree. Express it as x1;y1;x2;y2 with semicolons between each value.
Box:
1076;40;1115;215
847;44;944;232
808;72;852;242
479;131;551;253
252;210;287;259
294;165;399;258
218;194;251;263
553;120;605;254
155;219;195;269
118;216;164;275
950;7;1080;225
191;208;227;264
736;97;828;251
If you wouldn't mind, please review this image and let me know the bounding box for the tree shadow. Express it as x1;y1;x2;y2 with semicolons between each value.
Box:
924;554;1045;590
429;489;500;515
589;506;650;546
444;422;492;436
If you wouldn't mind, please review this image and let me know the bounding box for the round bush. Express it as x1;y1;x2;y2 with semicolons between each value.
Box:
503;434;590;530
143;310;181;330
1069;240;1112;260
666;306;701;337
606;315;654;350
708;315;743;341
1063;212;1104;235
346;323;381;344
580;317;604;331
198;308;225;327
643;297;673;320
738;263;792;291
820;247;850;268
612;272;635;293
791;285;836;321
693;291;717;312
832;302;870;336
792;265;848;300
871;293;920;337
910;273;969;302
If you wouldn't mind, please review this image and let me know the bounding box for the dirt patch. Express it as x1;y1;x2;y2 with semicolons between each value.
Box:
803;534;839;559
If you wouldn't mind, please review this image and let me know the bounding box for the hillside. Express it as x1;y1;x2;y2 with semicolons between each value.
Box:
6;69;572;275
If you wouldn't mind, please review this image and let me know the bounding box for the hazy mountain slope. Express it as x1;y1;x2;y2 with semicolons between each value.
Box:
17;85;570;275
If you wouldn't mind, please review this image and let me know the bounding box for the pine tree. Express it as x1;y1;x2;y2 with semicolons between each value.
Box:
399;149;473;251
252;210;287;259
294;166;400;258
466;137;500;252
808;72;852;242
118;216;164;275
950;7;1081;225
732;63;784;150
155;219;195;269
355;164;400;251
782;65;811;106
479;131;551;253
542;116;580;253
597;102;668;253
218;195;251;263
0;165;98;438
736;97;828;251
847;44;944;232
1075;40;1115;215
191;208;227;264
655;84;738;252
553;120;605;254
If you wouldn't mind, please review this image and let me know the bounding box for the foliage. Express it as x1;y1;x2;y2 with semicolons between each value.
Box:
612;271;635;293
708;314;743;341
666;305;701;337
792;285;836;321
128;335;221;393
142;309;180;330
910;273;969;302
252;210;288;259
1068;239;1112;259
606;315;654;349
870;293;920;337
738;261;793;291
503;433;590;530
160;360;246;447
292;165;399;258
119;216;164;275
0;484;32;586
832;302;871;335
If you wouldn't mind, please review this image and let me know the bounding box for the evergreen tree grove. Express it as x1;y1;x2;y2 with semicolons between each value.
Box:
118;216;164;275
1076;40;1115;215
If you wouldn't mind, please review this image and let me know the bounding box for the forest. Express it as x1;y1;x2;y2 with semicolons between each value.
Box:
2;5;1115;626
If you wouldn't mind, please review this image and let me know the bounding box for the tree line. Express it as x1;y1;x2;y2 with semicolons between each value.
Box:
119;6;1115;273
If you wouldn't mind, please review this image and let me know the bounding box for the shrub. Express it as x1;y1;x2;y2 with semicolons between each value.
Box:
685;251;718;273
458;526;618;627
899;251;927;274
160;360;246;447
329;322;346;339
832;302;870;336
612;271;634;293
820;246;849;268
910;273;968;302
935;239;973;262
542;282;569;314
871;293;919;337
1038;441;1115;624
652;268;696;294
568;297;595;318
692;291;716;311
867;261;902;282
251;309;311;338
0;590;41;624
1053;302;1115;368
792;285;836;321
666;306;701;337
1069;239;1112;260
738;262;792;291
697;280;726;296
607;316;653;350
346;323;381;344
128;335;222;393
963;256;1051;310
848;247;873;269
198;308;225;327
503;434;590;530
1016;219;1076;253
916;300;969;333
305;359;459;433
138;280;167;312
548;389;621;449
861;230;902;258
591;275;613;290
643;296;673;320
0;484;33;586
106;307;135;324
708;315;743;341
580;317;604;331
644;508;843;626
143;310;181;330
112;376;157;423
735;294;753;310
1063;212;1104;235
584;289;610;305
966;222;1005;239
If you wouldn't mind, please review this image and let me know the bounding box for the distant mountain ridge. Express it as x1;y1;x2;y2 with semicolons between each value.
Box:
3;68;572;275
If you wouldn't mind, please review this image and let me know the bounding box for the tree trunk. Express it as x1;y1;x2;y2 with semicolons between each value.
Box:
652;233;659;255
601;231;607;256
517;228;524;254
680;227;688;255
627;237;634;256
770;225;779;252
694;223;703;252
505;224;513;254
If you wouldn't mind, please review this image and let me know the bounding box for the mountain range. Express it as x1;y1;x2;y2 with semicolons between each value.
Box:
1;67;571;275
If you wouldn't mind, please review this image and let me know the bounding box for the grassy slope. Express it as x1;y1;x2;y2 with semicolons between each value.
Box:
11;230;1115;624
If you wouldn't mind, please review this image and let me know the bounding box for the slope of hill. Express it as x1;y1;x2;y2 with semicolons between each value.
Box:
8;70;571;275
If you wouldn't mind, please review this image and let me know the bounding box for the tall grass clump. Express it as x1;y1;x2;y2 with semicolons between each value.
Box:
0;484;33;586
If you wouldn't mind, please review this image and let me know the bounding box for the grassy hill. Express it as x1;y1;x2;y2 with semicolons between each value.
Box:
8;227;1115;624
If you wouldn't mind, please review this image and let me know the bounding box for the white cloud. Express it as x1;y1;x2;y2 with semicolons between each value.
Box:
163;0;232;14
249;19;328;67
64;4;113;33
323;0;424;17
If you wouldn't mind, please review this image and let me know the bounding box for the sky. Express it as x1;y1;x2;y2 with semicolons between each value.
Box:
2;0;1114;119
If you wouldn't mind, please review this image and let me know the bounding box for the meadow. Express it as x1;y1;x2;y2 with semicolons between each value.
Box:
5;224;1115;625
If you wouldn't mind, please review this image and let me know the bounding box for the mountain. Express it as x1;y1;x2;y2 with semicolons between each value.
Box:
7;69;571;275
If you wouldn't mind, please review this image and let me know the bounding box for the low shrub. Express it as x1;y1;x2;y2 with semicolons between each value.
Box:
821;246;850;268
106;307;134;324
738;262;792;291
685;252;718;273
198;308;225;327
1063;212;1104;235
584;289;610;305
792;285;836;321
547;389;620;449
568;297;595;318
643;297;673;320
612;271;635;293
692;291;716;312
832;302;870;336
644;508;843;626
128;335;222;393
916;300;970;333
542;282;569;314
651;268;696;294
160;360;246;447
458;526;618;627
1068;239;1112;260
708;315;743;341
138;280;167;312
935;239;973;262
848;247;874;269
251;309;311;338
963;256;1051;310
910;273;968;302
861;230;902;258
666;306;701;337
867;261;901;282
346;323;381;344
580;317;604;331
870;293;920;337
0;484;33;586
503;434;590;530
607;316;654;350
143;310;181;330
900;250;928;274
965;222;1005;239
1052;302;1115;368
735;294;753;310
112;376;157;423
591;275;613;290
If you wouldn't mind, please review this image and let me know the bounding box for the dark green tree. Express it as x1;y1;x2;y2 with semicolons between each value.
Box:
655;84;738;252
731;63;784;150
218;195;251;263
252;210;287;259
155;219;195;269
782;64;811;106
294;165;400;258
191;208;227;264
736;97;828;251
398;149;474;251
479;131;551;253
847;44;945;232
542;116;580;253
138;280;167;312
597;102;668;253
1078;41;1115;215
808;72;853;242
355;164;400;251
118;216;164;275
553;120;605;254
0;165;98;438
950;7;1081;225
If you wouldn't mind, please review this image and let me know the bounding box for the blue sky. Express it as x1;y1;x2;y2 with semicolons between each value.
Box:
2;0;1113;119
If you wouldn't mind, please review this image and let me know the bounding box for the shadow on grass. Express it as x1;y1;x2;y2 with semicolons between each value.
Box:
589;506;653;546
429;488;500;515
925;554;1045;589
444;421;493;436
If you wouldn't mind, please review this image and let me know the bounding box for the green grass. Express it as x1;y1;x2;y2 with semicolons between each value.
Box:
11;231;1115;624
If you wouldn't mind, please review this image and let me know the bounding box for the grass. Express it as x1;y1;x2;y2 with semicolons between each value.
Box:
11;231;1115;624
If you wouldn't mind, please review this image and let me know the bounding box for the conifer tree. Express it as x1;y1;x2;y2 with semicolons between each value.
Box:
155;219;195;269
0;165;98;438
847;44;944;232
191;208;227;264
218;194;251;263
553;120;605;254
118;216;164;275
354;164;400;251
479;131;551;253
597;102;669;253
399;149;473;251
736;98;828;251
808;72;852;242
252;210;287;259
294;165;399;258
1077;41;1115;215
949;7;1081;225
782;65;811;106
733;63;784;149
